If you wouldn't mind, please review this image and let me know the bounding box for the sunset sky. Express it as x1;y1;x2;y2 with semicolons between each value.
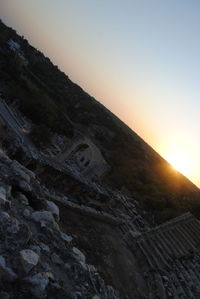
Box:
1;0;200;186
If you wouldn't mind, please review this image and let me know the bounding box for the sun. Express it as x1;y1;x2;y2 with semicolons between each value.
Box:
166;152;191;176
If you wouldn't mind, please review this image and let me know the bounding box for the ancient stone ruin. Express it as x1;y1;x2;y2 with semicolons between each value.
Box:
1;97;200;298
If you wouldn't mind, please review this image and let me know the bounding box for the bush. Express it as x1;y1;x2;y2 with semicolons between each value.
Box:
30;124;52;149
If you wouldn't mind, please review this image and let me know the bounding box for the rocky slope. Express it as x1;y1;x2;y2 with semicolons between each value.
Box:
2;20;200;299
2;140;200;298
0;19;200;224
0;150;118;299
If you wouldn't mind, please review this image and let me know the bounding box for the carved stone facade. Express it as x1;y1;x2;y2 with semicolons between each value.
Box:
56;133;109;180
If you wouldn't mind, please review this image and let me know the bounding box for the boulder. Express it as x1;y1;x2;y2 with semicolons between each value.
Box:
0;186;7;202
0;186;11;209
60;232;73;243
7;218;20;234
72;247;86;264
0;211;10;221
45;200;59;221
18;180;32;192
11;160;35;182
0;256;17;282
20;249;39;273
0;256;6;269
51;253;63;265
30;246;41;255
23;208;31;219
26;272;49;298
31;210;58;229
39;243;50;252
18;193;29;205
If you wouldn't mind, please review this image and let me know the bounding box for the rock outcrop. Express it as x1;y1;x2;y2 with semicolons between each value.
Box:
0;151;118;298
2;19;200;298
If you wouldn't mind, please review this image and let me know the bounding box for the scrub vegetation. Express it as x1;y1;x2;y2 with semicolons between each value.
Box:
0;19;200;223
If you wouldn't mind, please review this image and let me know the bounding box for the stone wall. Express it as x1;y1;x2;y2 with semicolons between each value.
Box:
56;133;109;179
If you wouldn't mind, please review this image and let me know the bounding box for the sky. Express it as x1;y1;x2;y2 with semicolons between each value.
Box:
1;0;200;186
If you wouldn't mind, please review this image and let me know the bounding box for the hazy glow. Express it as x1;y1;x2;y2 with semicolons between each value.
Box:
166;152;192;177
1;0;200;187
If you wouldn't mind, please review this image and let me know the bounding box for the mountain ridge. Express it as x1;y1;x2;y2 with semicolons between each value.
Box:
0;19;199;225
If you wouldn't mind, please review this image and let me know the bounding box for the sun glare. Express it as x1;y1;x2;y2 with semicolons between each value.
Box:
166;152;191;176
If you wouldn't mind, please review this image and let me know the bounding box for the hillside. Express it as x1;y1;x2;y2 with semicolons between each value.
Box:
0;19;199;225
2;20;200;299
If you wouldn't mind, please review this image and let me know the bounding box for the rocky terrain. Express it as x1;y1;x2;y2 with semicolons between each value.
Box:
2;131;200;298
1;20;200;298
1;19;200;224
0;150;118;299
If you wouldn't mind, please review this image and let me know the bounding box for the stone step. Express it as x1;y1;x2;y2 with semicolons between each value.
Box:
146;237;166;269
164;230;182;258
176;224;196;251
137;240;156;269
175;226;193;252
192;219;200;230
151;236;170;269
143;239;162;269
156;233;173;261
167;229;186;257
180;223;198;248
162;231;179;257
187;222;200;243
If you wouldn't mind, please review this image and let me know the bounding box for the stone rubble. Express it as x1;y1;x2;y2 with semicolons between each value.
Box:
20;249;39;273
1;100;200;298
45;200;60;221
0;151;118;298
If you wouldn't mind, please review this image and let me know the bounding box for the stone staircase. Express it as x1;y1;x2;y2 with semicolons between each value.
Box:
126;212;200;298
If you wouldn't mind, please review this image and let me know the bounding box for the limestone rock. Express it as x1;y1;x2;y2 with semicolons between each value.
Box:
0;256;17;282
45;200;60;221
44;271;55;281
20;249;39;273
26;272;49;298
0;186;11;209
0;186;7;202
40;243;50;252
0;256;6;268
18;193;29;205
30;245;41;255
11;160;35;183
72;247;86;264
23;208;31;218
31;210;58;229
51;253;63;265
0;211;10;221
7;218;20;234
60;232;73;243
18;180;32;192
